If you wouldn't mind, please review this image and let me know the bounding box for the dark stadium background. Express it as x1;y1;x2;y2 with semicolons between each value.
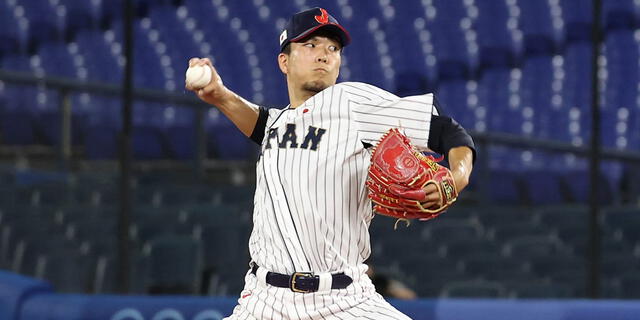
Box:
0;0;639;319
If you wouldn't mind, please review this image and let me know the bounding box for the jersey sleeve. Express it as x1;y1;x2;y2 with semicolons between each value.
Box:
344;83;437;149
428;115;477;163
249;106;270;144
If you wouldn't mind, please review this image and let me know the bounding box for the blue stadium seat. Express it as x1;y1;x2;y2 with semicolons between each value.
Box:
518;0;559;55
509;281;575;298
561;170;616;204
0;53;39;145
485;169;524;204
59;0;101;35
429;0;475;80
67;215;117;243
560;0;592;42
563;43;592;135
619;272;640;298
207;116;257;160
37;42;77;78
574;237;634;261
422;220;484;242
445;238;501;258
602;0;637;30
164;125;196;160
385;1;433;91
73;29;123;83
475;1;518;68
99;0;123;26
476;205;535;227
39;249;95;293
90;244;150;294
435;79;469;124
605;206;640;244
477;67;512;133
158;185;213;206
147;6;200;93
83;125;119;159
70;31;124;142
15;0;65;47
520;170;566;205
0;2;27;54
132;125;168;160
520;55;554;139
0;210;61;268
621;165;640;202
535;205;591;247
600;253;640;277
604;29;638;109
197;223;250;295
602;30;638;150
11;234;75;277
133;217;191;244
490;222;551;243
441;280;507;298
462;253;530;281
182;0;259;100
185;203;244;226
398;254;468;297
503;235;570;259
146;235;203;294
528;254;584;278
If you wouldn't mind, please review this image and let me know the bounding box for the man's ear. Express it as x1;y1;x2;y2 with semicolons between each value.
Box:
278;53;288;75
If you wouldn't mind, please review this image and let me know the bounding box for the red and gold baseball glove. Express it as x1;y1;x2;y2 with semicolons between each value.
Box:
366;128;458;222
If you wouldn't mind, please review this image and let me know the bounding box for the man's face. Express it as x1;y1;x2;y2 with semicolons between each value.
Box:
280;35;342;93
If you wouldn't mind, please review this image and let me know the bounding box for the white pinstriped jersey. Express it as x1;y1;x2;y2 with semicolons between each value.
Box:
249;81;437;275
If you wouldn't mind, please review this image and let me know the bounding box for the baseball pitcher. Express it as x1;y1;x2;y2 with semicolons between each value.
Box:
187;7;475;319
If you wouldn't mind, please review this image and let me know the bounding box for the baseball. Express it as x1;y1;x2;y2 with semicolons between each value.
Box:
185;65;212;89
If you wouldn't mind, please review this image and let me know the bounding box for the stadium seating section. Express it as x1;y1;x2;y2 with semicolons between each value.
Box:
0;0;639;299
0;168;638;298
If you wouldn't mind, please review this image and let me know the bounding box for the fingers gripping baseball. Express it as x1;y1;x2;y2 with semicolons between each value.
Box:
186;57;230;105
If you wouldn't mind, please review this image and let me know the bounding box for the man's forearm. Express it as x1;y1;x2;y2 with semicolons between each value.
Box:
210;91;260;138
448;146;474;192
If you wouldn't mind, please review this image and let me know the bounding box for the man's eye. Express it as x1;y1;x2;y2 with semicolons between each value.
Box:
329;45;338;51
304;43;315;48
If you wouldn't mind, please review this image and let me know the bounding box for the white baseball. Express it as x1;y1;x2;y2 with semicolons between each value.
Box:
185;65;212;89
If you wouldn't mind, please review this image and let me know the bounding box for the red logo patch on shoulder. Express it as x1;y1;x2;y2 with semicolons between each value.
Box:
315;8;329;24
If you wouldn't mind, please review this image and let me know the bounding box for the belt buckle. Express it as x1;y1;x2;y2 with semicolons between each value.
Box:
290;272;314;293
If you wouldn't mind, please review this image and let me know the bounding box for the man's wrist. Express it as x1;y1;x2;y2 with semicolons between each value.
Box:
452;169;469;192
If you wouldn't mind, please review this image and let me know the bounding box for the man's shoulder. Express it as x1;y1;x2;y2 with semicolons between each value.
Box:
260;105;291;119
334;81;389;94
334;82;399;102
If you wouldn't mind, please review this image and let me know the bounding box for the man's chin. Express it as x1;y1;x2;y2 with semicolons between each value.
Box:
302;80;331;93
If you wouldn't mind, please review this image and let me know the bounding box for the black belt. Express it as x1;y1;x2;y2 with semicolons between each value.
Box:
251;265;353;293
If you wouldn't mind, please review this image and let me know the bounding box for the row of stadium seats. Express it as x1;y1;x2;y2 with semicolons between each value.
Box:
1;167;639;298
2;0;639;71
3;165;639;207
4;201;638;298
0;200;251;295
369;205;640;298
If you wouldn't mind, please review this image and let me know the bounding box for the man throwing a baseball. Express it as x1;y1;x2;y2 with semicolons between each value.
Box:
187;7;475;319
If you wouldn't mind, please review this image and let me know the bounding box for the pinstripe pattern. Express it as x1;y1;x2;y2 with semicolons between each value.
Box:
225;82;433;319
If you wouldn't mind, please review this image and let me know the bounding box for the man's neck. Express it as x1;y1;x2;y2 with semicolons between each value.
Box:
288;88;316;109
